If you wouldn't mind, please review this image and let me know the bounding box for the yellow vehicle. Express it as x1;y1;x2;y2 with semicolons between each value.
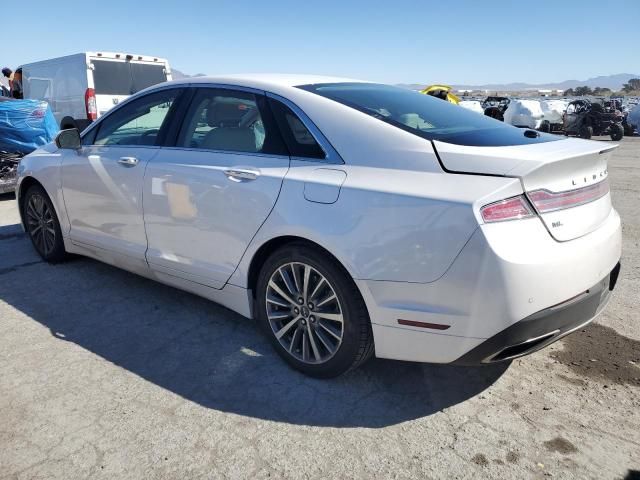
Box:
420;84;460;104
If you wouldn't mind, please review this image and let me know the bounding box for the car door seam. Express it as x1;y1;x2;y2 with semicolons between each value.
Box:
222;159;292;289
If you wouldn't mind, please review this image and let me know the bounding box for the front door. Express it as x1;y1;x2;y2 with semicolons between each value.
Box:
143;87;291;288
62;88;184;262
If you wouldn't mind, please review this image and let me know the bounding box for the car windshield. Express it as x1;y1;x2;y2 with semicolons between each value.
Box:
298;83;561;146
92;60;167;95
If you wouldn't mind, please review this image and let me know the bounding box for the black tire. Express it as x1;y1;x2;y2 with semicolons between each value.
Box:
609;123;624;141
579;124;593;139
60;116;78;130
22;185;67;263
539;120;551;133
256;243;374;378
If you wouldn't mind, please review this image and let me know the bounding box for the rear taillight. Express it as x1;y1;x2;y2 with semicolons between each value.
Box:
528;179;609;213
480;195;534;223
85;88;97;121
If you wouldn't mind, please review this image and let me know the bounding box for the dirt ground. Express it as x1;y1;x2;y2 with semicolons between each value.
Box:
0;137;638;480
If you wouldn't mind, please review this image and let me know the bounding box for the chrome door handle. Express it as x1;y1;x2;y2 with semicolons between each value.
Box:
223;168;259;181
118;156;139;167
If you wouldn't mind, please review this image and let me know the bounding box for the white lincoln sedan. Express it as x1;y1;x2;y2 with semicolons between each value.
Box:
16;75;621;377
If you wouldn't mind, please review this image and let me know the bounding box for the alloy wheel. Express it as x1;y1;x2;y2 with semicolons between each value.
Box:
25;193;56;256
265;262;344;364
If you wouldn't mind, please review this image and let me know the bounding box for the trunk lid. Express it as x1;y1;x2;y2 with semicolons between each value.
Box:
433;138;616;241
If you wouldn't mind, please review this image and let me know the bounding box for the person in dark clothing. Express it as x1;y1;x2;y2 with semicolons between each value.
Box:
1;68;12;97
11;68;23;99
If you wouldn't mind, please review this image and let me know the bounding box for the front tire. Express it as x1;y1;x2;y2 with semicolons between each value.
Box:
23;185;67;263
609;123;624;141
256;243;374;378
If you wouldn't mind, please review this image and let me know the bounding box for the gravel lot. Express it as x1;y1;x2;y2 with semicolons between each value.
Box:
1;137;638;480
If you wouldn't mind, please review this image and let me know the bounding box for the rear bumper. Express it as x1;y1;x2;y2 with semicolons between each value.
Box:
358;208;622;364
453;262;620;364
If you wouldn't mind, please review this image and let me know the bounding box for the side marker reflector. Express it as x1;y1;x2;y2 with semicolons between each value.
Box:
398;319;451;330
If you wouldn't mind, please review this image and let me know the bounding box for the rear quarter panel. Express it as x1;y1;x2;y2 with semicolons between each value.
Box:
230;160;523;286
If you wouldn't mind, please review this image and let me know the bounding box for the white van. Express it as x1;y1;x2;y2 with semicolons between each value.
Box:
21;52;171;130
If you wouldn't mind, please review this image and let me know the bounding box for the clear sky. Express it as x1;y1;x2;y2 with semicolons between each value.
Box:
4;0;639;85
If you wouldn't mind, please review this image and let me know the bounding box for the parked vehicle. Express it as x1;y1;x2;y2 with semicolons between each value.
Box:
17;75;621;377
539;99;569;133
0;99;59;193
482;96;510;121
563;99;624;140
459;100;484;114
628;103;640;135
420;84;460;104
503;100;544;129
21;52;171;131
604;98;636;136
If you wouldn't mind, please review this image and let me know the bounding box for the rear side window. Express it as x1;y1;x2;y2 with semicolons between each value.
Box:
268;99;325;159
176;88;288;156
298;83;562;147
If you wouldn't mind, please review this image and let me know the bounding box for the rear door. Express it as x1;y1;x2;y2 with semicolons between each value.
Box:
90;59;169;118
143;86;290;288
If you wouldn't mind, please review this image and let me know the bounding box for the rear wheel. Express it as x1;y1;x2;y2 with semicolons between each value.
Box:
22;185;67;263
579;124;593;139
256;243;374;378
609;123;624;141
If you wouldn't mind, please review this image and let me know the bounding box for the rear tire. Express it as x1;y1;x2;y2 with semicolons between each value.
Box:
256;243;374;378
22;185;67;263
609;123;624;141
579;124;593;139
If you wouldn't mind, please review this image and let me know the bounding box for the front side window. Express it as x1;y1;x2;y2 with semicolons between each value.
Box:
299;83;562;147
94;88;180;146
177;88;287;155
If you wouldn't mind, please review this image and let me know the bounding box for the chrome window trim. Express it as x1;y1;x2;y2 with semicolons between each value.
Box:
158;145;290;161
265;92;344;165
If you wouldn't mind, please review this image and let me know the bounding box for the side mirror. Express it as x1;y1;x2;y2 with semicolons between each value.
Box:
55;128;81;150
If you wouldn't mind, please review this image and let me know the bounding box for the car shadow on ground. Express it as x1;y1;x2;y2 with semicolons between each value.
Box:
0;225;509;428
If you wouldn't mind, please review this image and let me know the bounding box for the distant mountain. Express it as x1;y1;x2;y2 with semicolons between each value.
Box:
398;74;640;92
171;68;207;79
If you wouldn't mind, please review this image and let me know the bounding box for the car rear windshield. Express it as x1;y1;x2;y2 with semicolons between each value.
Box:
92;60;167;95
298;83;561;147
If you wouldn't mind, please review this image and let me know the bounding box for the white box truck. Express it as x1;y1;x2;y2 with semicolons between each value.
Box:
21;52;172;130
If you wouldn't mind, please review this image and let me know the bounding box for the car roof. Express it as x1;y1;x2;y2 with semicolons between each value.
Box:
163;73;369;93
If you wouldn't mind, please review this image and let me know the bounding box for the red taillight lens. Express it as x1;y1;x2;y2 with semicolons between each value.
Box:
528;179;609;213
85;88;97;121
481;195;534;223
